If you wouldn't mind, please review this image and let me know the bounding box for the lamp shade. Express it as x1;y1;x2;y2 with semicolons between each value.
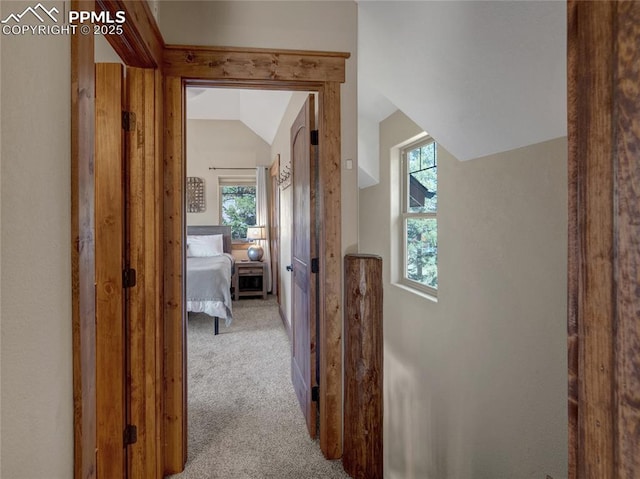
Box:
246;226;266;241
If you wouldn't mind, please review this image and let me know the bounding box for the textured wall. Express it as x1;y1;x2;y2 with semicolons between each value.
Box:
1;1;73;476
360;111;568;479
186;119;270;227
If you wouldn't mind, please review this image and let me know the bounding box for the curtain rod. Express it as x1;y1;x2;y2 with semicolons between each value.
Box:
208;167;257;171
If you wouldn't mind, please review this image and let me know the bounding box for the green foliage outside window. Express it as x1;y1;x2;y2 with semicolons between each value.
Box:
404;139;438;291
221;185;256;239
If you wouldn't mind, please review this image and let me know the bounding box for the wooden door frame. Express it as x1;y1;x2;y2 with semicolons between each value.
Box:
567;2;640;477
71;1;163;478
163;46;348;470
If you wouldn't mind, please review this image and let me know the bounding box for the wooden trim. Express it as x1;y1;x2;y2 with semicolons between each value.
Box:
73;2;165;478
568;3;616;476
163;45;348;83
153;67;165;479
163;50;347;462
317;81;343;459
97;0;164;68
163;75;187;474
612;4;640;476
125;66;163;479
71;2;97;477
568;1;640;477
166;43;350;58
95;62;126;479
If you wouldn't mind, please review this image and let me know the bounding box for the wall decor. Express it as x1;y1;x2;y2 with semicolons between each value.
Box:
186;177;206;212
278;155;292;190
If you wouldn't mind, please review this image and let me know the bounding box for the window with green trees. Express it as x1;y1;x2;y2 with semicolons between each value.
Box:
219;181;256;240
401;137;438;294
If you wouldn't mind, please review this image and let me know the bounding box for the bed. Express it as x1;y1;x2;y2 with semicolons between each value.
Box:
186;225;234;335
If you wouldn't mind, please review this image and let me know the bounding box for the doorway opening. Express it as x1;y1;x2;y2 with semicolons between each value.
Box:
164;51;349;471
181;86;326;471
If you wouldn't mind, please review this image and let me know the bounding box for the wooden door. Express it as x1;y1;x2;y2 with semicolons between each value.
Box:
124;66;163;479
94;64;163;479
291;95;318;437
269;158;280;302
95;62;126;479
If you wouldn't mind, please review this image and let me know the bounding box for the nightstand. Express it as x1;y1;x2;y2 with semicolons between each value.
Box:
233;261;267;300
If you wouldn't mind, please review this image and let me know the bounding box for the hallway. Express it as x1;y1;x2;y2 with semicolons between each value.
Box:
171;298;349;479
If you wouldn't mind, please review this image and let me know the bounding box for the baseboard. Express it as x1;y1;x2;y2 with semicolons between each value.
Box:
279;303;291;342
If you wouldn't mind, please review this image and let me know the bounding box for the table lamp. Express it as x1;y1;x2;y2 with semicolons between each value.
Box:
246;226;266;261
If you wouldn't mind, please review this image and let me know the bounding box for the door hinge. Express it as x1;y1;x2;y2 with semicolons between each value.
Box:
124;424;137;446
311;257;319;274
122;111;136;132
312;386;320;403
123;268;137;288
310;129;319;146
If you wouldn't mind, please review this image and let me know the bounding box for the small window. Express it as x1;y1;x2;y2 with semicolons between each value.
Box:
401;137;438;295
219;178;256;240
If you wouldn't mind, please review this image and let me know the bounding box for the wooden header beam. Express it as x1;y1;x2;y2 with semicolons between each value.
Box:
163;45;349;83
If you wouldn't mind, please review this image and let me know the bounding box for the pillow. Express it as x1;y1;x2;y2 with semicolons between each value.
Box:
187;234;224;257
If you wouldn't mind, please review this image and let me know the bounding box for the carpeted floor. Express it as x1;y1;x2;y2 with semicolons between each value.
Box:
170;297;350;479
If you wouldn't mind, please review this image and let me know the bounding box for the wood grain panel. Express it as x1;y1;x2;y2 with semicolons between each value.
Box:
613;3;640;477
163;75;187;474
153;67;165;479
318;82;343;459
97;0;164;68
95;62;125;479
568;3;616;477
71;1;97;477
163;46;347;83
568;1;640;477
566;3;579;477
343;255;383;479
126;66;161;479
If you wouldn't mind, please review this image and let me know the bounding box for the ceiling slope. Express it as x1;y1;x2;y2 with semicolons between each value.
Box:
358;0;567;185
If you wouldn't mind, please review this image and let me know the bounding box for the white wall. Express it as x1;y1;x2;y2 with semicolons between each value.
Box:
1;2;73;476
360;111;568;479
186;119;270;227
158;0;359;255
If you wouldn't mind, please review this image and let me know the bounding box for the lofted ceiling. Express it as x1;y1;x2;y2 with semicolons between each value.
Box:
182;2;567;188
186;87;293;145
357;0;567;186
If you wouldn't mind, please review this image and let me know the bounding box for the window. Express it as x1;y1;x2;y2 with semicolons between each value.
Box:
401;137;438;295
219;178;256;240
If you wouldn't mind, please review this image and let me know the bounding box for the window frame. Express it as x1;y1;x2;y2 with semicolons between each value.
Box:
400;136;438;297
218;176;257;241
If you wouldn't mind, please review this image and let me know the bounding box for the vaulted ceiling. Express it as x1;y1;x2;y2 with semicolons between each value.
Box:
187;87;292;145
357;0;567;186
184;1;567;188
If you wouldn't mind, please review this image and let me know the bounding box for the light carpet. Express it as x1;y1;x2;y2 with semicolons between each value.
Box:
170;297;351;479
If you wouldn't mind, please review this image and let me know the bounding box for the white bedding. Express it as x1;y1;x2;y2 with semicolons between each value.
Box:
186;253;234;325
